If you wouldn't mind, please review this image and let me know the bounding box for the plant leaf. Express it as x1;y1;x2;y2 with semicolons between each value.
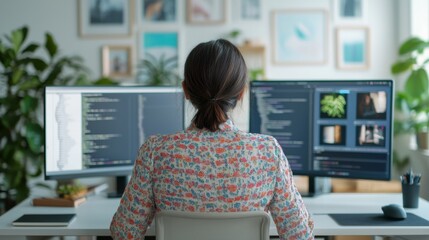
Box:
391;58;416;74
21;43;39;54
405;68;429;98
29;57;48;71
25;123;43;154
45;33;58;58
399;37;427;55
19;95;38;114
43;65;62;85
93;77;119;85
19;76;41;91
10;26;28;53
11;68;24;84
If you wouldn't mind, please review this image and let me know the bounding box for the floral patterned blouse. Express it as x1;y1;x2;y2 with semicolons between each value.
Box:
110;120;314;239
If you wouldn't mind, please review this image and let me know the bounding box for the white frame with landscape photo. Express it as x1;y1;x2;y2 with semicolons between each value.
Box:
187;0;226;24
102;45;132;78
240;0;261;20
141;0;177;23
332;0;368;24
272;9;328;65
78;0;132;38
336;27;370;70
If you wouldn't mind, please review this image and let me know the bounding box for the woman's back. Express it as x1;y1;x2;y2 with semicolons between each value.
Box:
110;39;314;240
151;120;279;212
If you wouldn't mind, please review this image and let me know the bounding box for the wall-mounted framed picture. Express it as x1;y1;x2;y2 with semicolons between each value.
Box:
102;45;132;78
272;9;328;65
137;32;179;84
142;0;177;23
187;0;226;24
241;0;260;20
78;0;132;38
336;27;370;70
141;32;178;60
333;0;368;24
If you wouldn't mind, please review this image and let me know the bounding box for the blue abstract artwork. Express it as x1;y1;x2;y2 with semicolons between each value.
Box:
343;42;364;63
143;32;178;59
337;28;368;69
273;10;326;64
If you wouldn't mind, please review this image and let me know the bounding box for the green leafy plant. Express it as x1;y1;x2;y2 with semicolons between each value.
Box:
0;26;117;203
249;68;264;80
56;183;87;200
137;53;180;86
391;37;429;137
227;29;241;44
320;94;346;118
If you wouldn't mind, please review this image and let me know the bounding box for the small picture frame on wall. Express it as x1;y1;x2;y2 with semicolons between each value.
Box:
102;45;132;78
336;27;370;70
141;32;178;60
241;0;260;20
333;0;368;23
187;0;226;24
272;9;328;65
78;0;132;37
142;0;177;22
137;32;179;84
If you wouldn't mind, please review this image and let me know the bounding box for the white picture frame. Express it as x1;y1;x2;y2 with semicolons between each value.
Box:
78;0;132;38
102;45;133;78
336;27;370;70
272;9;328;65
142;0;177;23
333;0;368;24
187;0;226;24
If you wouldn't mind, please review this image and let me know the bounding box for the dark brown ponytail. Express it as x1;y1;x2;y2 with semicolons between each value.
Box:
184;39;247;132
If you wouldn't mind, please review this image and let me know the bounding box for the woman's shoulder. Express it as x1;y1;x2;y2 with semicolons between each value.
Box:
238;131;279;145
143;131;187;145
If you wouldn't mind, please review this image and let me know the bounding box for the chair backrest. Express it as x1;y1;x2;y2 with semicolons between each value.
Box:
155;210;271;240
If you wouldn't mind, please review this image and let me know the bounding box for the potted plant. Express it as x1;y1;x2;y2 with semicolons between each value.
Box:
0;26;117;205
136;52;180;86
391;37;429;150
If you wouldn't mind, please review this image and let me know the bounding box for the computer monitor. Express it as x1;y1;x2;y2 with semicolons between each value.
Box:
44;86;184;195
249;80;394;196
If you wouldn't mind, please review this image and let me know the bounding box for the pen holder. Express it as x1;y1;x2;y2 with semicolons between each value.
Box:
402;183;420;208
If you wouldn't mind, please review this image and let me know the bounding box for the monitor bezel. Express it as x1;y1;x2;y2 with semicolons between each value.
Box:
249;79;394;181
43;85;185;180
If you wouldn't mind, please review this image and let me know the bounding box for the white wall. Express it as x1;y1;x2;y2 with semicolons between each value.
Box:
0;0;404;191
0;0;398;82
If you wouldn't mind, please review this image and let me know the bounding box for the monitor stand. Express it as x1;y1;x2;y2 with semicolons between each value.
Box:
300;176;324;198
107;176;128;198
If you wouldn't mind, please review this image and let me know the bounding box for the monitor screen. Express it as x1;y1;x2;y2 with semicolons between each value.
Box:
44;86;184;180
249;80;393;181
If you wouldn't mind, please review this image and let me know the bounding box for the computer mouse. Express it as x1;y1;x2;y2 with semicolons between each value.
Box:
381;204;407;220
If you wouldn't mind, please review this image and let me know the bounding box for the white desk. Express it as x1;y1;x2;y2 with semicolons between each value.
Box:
0;193;429;239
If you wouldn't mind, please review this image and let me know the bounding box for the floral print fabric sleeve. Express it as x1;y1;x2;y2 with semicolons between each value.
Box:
110;137;156;240
269;140;315;240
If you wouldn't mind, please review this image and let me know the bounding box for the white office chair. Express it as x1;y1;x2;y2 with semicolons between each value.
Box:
155;210;271;240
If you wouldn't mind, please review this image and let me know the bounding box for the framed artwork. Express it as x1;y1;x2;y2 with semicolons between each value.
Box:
241;0;260;20
336;27;370;70
102;45;132;78
78;0;132;37
142;0;177;22
333;0;368;23
272;10;328;65
142;32;178;60
187;0;226;24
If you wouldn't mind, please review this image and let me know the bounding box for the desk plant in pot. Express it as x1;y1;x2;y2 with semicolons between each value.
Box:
391;37;429;150
0;26;116;206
